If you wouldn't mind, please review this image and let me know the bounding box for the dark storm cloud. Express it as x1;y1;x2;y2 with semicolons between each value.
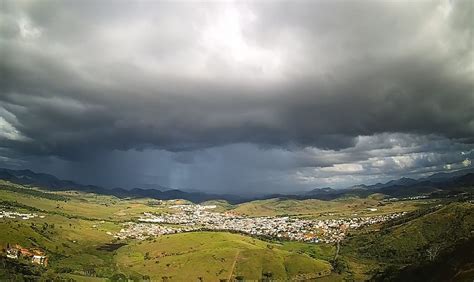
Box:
0;0;473;193
5;135;472;195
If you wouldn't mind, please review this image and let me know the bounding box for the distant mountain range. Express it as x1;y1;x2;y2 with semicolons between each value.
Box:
0;167;473;203
253;168;474;201
296;168;474;200
0;168;246;204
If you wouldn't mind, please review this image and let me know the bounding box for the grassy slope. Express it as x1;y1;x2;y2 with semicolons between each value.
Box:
0;181;137;278
115;231;333;281
0;181;336;280
3;180;469;281
378;237;474;282
340;202;474;280
0;180;166;221
0;213;122;277
229;197;429;219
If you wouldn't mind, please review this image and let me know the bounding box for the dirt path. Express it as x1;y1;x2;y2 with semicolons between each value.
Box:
228;250;240;280
333;241;340;261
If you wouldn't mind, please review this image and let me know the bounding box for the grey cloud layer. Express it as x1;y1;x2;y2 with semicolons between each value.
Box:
5;134;472;194
0;0;473;193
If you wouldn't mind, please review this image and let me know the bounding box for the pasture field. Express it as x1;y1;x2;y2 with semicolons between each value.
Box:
115;231;333;281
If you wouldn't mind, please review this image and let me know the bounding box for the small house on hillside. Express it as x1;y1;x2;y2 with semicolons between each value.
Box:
6;247;19;259
4;244;48;266
32;255;48;266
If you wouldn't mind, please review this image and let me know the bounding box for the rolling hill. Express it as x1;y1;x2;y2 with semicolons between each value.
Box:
0;178;472;280
341;202;474;281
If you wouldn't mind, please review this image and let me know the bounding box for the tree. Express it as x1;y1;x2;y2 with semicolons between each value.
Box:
111;273;128;281
83;266;96;277
331;257;348;274
262;271;273;281
427;245;441;261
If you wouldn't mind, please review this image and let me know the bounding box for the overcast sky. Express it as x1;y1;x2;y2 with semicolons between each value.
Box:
1;0;473;195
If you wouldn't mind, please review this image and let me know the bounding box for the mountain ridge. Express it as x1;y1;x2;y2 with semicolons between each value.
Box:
0;167;473;203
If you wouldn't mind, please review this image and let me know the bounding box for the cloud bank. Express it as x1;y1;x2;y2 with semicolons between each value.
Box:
1;0;473;194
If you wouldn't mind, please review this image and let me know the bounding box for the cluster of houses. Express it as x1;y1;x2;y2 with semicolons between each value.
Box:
0;210;45;220
114;204;406;243
114;223;191;240
384;195;429;202
4;244;48;266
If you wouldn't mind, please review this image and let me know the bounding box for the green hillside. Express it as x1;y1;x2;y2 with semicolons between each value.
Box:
229;197;428;218
116;232;333;281
0;180;472;281
340;202;474;280
0;181;336;280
